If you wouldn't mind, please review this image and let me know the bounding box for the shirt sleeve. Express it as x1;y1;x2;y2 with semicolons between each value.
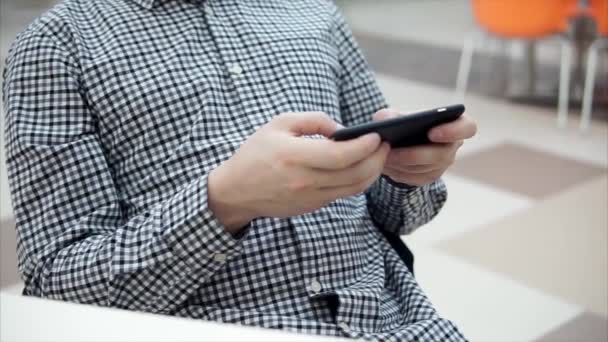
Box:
330;5;447;235
3;25;244;313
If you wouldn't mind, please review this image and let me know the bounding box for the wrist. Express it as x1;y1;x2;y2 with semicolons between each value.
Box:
208;164;256;234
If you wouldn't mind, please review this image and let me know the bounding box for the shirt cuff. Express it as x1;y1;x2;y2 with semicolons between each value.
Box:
380;175;417;190
367;176;447;235
162;174;247;275
369;175;419;209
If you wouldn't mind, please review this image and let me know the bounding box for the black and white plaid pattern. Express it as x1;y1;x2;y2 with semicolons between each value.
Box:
3;0;465;340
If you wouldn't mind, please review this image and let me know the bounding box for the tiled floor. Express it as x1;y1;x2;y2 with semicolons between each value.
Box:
386;76;608;341
347;1;608;341
1;0;607;341
439;175;608;316
449;142;607;199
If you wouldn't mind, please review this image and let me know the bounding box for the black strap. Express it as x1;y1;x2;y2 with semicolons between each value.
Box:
380;229;415;276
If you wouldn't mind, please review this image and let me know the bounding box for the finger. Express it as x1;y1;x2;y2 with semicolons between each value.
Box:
313;142;390;187
428;114;477;143
384;163;445;175
289;133;382;170
372;108;400;121
387;142;459;166
274;111;340;138
317;166;382;201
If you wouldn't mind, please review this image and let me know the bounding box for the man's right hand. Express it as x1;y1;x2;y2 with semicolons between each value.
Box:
208;112;390;234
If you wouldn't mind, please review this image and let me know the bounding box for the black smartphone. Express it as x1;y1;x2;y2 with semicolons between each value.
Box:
330;104;465;147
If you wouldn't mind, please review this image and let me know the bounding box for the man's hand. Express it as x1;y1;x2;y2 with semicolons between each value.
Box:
374;108;477;187
208;112;390;234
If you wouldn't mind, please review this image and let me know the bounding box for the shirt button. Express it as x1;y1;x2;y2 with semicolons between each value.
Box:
309;279;322;293
228;64;243;76
213;253;227;263
204;5;214;16
338;321;350;332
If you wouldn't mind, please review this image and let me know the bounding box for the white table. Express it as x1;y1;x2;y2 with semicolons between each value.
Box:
0;292;343;342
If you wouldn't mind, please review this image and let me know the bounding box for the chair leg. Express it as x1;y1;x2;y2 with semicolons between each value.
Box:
455;34;478;102
525;40;537;96
580;39;607;131
497;39;510;96
558;39;573;128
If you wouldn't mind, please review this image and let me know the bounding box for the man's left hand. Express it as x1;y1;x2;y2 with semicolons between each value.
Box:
373;108;477;187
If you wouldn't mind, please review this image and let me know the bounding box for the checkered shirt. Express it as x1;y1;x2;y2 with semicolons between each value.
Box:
3;0;466;340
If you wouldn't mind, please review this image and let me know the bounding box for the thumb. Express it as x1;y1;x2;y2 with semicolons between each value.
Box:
275;112;339;137
372;108;400;121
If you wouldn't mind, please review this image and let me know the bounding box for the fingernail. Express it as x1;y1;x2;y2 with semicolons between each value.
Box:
336;122;344;129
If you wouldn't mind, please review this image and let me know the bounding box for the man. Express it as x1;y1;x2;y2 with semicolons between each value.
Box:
3;0;476;340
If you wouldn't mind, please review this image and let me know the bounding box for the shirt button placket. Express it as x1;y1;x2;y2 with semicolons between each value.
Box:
205;2;255;132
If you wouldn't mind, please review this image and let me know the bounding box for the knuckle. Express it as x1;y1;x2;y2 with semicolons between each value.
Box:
332;150;350;168
274;151;294;169
286;178;312;192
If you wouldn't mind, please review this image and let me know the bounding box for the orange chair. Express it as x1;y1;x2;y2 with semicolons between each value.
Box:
580;0;608;130
455;0;578;126
471;0;572;37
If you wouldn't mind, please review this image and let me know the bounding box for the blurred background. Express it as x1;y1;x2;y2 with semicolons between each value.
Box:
1;0;607;341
